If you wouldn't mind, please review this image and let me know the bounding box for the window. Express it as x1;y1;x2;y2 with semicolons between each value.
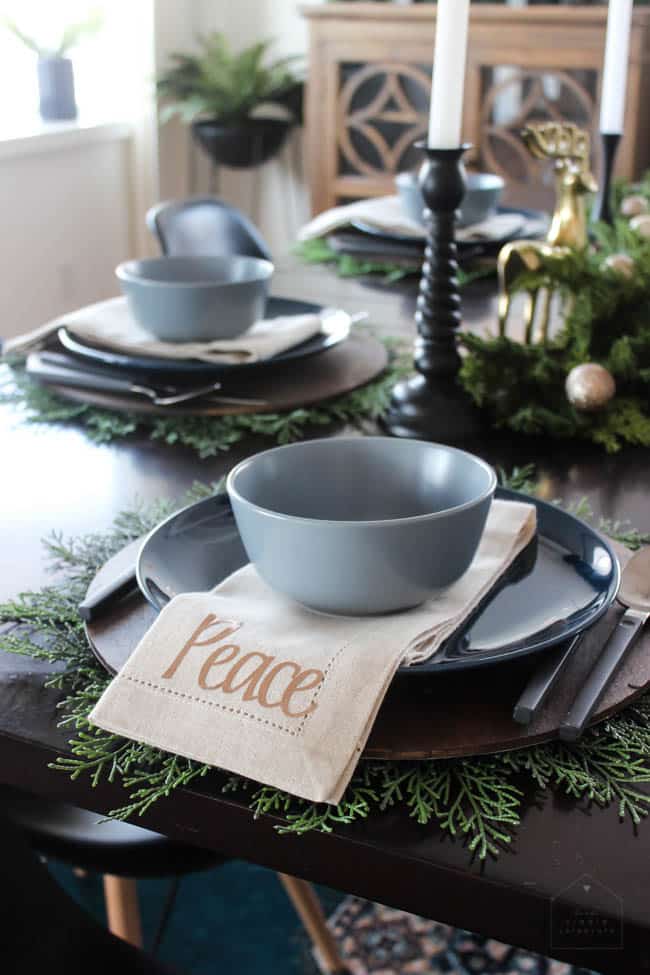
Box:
0;1;154;135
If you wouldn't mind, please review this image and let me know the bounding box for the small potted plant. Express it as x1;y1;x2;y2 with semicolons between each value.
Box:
156;33;304;170
5;11;102;122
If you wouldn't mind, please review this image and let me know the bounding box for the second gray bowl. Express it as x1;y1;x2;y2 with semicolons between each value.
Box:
116;256;274;342
396;170;505;228
227;438;496;615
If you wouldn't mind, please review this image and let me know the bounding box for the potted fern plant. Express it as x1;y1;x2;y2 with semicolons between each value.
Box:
156;33;303;170
5;11;102;121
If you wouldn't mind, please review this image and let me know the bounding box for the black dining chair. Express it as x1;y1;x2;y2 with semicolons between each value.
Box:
0;808;179;975
1;787;346;972
146;197;272;262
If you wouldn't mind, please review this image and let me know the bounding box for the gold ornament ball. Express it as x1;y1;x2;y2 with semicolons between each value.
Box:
630;214;650;238
601;253;635;279
621;194;649;218
565;363;616;413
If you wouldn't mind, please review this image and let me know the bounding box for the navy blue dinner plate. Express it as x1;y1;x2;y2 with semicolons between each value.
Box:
57;297;351;380
136;487;619;675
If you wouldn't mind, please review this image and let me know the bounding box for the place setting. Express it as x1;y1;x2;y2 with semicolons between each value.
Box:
299;171;550;270
4;254;388;419
72;434;650;808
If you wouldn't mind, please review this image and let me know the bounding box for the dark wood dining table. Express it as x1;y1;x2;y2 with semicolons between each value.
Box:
2;258;650;975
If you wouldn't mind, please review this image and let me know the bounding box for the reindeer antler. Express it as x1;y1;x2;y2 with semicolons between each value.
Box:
521;122;590;163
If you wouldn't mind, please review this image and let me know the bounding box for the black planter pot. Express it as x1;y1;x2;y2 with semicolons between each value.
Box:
37;57;77;121
273;83;305;126
191;118;293;170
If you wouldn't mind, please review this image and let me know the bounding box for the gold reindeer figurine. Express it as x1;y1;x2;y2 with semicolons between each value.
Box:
497;122;597;343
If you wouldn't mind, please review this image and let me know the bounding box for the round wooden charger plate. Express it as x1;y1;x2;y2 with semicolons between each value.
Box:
85;540;650;760
47;335;388;417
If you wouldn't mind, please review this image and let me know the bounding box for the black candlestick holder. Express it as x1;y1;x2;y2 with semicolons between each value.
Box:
383;142;484;443
592;132;621;226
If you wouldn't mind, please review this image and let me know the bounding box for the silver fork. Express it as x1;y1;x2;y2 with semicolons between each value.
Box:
132;382;267;408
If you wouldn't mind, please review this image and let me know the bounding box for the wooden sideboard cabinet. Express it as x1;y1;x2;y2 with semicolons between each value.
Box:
302;2;650;214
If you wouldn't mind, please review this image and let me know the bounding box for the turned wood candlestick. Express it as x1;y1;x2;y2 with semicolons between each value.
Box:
383;143;484;443
592;132;621;226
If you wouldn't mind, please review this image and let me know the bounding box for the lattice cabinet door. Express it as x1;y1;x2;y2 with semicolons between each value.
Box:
337;61;431;197
461;7;650;211
305;8;436;213
303;3;650;216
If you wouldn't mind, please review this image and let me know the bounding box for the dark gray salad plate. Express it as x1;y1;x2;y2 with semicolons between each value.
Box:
57;297;351;379
136;487;620;674
351;206;549;248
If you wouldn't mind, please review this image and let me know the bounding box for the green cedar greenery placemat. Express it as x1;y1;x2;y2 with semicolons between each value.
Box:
295;237;495;288
0;342;409;459
2;466;650;861
295;238;420;283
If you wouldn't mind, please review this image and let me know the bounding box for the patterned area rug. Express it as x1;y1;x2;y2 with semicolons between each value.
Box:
323;898;598;975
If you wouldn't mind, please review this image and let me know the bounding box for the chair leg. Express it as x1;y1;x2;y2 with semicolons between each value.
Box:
102;875;143;948
151;877;181;958
277;873;346;974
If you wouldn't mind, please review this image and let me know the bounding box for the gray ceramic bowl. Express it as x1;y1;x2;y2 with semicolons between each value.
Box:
116;256;274;342
227;438;496;615
396;170;505;228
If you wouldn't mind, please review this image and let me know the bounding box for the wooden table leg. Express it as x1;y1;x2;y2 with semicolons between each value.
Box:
102;875;143;948
278;873;346;974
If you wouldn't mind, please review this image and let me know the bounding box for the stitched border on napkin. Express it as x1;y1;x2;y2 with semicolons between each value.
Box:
122;611;374;739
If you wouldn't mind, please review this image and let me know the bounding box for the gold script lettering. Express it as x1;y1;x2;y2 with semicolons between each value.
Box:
281;669;324;718
257;661;300;709
198;645;239;690
220;651;276;697
258;663;324;717
162;616;326;719
161;614;241;680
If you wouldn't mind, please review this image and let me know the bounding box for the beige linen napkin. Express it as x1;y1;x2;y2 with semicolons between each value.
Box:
90;500;536;805
298;195;524;244
4;297;323;364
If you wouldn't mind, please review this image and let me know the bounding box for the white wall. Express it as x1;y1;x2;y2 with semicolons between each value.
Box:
195;0;311;56
172;0;324;254
0;129;132;339
0;0;160;340
154;0;201;209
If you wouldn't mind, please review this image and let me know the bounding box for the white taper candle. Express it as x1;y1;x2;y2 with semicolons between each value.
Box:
428;0;471;149
600;0;633;134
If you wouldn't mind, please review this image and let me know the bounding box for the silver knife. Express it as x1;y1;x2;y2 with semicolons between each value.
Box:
560;546;650;741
